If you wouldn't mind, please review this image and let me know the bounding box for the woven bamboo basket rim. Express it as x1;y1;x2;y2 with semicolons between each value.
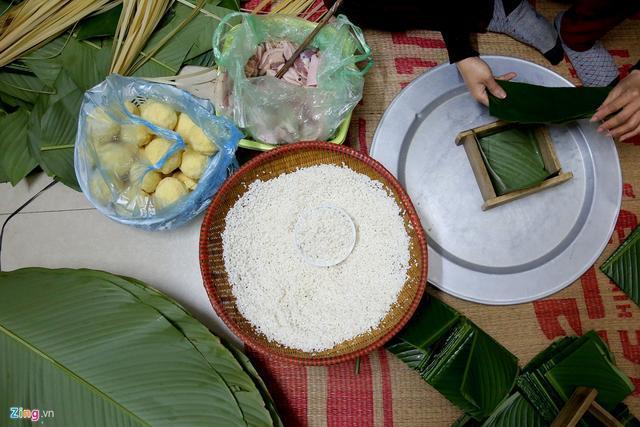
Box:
199;141;428;365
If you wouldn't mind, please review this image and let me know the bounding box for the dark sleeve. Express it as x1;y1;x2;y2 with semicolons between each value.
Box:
441;30;478;63
632;60;640;72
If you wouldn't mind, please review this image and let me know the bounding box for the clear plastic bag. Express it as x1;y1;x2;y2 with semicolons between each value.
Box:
74;74;242;230
213;13;372;145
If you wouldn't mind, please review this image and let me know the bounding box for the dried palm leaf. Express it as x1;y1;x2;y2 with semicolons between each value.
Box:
0;0;119;67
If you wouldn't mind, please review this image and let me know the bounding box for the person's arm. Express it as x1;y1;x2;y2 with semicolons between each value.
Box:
441;29;517;106
442;30;478;64
591;61;640;141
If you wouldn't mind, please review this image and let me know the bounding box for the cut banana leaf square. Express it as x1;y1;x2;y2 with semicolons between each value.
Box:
392;296;460;350
517;331;634;423
477;126;551;195
516;371;563;423
388;298;519;421
600;225;640;307
425;320;519;420
545;336;634;411
387;296;460;372
481;392;546;427
521;336;577;374
460;329;519;419
425;321;482;417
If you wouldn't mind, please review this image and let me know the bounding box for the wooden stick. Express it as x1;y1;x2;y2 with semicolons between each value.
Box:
588;402;623;427
551;388;621;427
251;0;270;14
303;1;325;21
551;387;598;427
274;0;343;79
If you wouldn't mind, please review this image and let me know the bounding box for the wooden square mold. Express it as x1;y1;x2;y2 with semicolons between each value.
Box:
455;120;573;211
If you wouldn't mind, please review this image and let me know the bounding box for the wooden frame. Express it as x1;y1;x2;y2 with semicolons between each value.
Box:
551;387;621;427
455;120;573;211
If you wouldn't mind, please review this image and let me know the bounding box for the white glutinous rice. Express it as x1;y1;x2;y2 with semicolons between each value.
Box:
222;164;411;352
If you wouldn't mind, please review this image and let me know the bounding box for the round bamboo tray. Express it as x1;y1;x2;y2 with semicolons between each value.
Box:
199;142;428;365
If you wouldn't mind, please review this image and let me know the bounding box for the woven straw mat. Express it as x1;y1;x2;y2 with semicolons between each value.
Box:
241;1;640;425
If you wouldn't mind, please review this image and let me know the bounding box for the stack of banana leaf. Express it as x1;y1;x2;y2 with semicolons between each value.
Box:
516;331;635;425
0;268;282;426
0;0;237;190
387;297;638;426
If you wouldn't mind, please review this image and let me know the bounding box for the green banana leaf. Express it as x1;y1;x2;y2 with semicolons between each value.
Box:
386;297;460;371
521;336;577;373
477;126;551;196
516;335;582;423
387;298;518;420
475;331;635;427
17;37;112;189
600;225;640;307
0;109;37;185
133;3;233;77
545;336;634;410
481;393;545;427
219;0;241;9
21;37;68;87
425;321;480;416
516;331;634;422
452;414;481;427
115;274;281;427
393;300;636;426
610;403;640;427
0;268;277;426
516;371;562;422
27;71;84;190
460;329;520;419
76;5;123;40
0;71;52;105
225;345;285;427
59;39;113;92
186;49;216;67
489;81;611;124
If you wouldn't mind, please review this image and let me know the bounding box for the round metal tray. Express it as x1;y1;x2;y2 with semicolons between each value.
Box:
370;56;621;305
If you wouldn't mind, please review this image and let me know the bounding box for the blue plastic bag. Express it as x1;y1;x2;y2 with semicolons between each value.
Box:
74;74;242;230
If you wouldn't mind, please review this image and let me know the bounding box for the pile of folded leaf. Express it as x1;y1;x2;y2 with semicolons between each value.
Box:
387;298;637;426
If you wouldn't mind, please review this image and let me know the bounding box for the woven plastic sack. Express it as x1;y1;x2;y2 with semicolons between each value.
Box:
74;74;242;231
213;13;372;145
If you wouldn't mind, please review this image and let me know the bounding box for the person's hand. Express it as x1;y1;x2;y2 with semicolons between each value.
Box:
456;57;517;106
591;69;640;141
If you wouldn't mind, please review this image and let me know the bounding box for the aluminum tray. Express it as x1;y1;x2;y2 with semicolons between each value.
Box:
370;56;621;304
